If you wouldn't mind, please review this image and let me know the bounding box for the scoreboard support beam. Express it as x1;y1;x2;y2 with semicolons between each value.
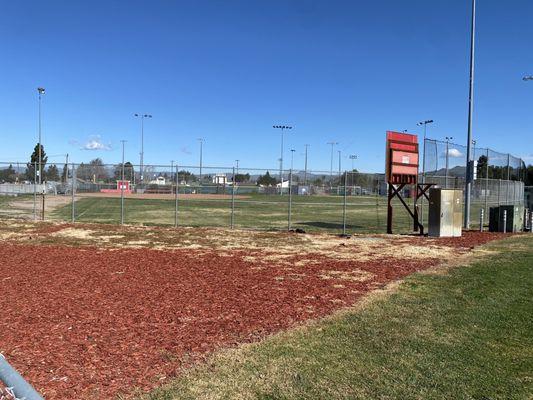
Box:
387;183;435;235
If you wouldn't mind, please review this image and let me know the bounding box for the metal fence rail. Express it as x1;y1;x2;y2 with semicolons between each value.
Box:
0;161;527;234
0;354;43;400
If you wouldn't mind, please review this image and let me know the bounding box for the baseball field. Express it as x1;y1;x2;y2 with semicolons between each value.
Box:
2;192;433;233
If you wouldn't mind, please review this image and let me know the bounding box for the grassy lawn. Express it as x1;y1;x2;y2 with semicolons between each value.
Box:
51;194;416;233
141;235;533;400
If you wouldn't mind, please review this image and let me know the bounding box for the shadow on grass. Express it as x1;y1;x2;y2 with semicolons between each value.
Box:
296;221;380;230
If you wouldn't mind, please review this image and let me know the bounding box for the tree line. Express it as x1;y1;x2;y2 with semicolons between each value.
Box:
2;144;532;186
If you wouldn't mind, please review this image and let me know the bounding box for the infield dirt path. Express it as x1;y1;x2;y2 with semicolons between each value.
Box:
0;221;510;399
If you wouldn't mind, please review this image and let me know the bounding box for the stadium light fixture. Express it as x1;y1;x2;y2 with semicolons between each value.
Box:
37;87;46;185
134;113;152;184
327;141;338;181
273;125;293;194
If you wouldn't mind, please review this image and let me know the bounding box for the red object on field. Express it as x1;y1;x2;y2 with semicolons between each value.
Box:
101;180;131;194
385;131;419;185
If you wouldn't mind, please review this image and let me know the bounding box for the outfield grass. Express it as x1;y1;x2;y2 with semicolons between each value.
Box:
141;235;533;400
51;194;416;233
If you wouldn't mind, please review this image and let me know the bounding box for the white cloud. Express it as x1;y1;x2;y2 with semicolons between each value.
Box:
81;135;111;151
447;148;463;158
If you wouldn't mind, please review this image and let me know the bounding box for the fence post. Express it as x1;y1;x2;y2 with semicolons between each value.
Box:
287;169;292;231
174;165;179;228
530;210;533;234
420;139;426;225
41;193;45;221
71;163;76;222
479;208;484;232
342;171;348;235
503;209;507;233
231;167;235;229
33;162;37;221
498;179;501;206
0;353;44;400
484;149;489;213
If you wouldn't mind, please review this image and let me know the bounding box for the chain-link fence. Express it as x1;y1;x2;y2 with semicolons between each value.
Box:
423;139;525;182
421;139;526;229
0;159;526;234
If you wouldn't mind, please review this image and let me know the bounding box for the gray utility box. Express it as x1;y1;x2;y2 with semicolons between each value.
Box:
428;188;463;237
489;205;524;233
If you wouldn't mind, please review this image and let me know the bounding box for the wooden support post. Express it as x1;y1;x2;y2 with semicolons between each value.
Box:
387;184;393;234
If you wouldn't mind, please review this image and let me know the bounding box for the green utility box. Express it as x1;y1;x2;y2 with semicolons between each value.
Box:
489;205;524;232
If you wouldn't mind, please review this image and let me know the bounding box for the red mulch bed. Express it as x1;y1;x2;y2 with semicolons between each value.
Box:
0;231;509;399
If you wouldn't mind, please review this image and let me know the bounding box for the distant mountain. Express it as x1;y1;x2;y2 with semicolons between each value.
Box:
425;165;466;178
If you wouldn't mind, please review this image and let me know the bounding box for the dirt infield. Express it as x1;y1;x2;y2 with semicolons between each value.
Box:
0;221;511;399
79;192;249;200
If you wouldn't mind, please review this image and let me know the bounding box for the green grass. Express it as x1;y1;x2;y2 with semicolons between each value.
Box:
51;194;416;233
141;235;533;400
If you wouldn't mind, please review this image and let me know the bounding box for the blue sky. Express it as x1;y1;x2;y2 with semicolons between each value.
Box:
1;0;532;172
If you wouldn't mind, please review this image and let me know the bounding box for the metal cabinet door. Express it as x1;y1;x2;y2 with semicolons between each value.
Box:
440;190;454;237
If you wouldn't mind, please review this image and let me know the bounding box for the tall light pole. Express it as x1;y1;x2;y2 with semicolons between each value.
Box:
134;113;152;185
303;144;309;185
445;136;453;188
171;160;174;181
464;0;476;229
198;138;204;181
290;149;295;170
327;141;338;185
337;150;341;176
37;87;45;184
417;120;434;177
120;140;126;225
235;159;239;175
349;154;357;171
273;125;292;194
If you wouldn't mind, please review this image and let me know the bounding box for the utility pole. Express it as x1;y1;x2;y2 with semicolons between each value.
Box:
235;159;239;175
120;140;126;225
327;141;338;186
464;0;476;229
171;160;174;182
198;138;204;181
417;120;434;179
304;144;309;185
349;154;357;171
290;149;295;170
338;150;341;176
37;87;45;185
273;125;293;194
65;153;69;184
134;113;152;186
